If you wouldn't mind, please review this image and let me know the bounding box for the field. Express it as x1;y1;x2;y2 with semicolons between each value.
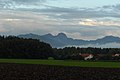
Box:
0;59;120;68
0;63;120;80
0;59;120;80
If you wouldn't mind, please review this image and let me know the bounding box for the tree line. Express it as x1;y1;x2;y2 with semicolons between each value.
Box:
0;36;119;61
53;47;120;60
0;36;53;59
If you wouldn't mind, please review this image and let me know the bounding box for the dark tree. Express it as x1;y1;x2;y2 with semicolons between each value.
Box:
0;36;53;59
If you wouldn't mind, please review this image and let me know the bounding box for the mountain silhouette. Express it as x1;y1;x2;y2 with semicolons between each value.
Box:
18;33;120;48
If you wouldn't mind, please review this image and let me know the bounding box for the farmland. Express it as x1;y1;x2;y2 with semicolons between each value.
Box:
0;59;120;68
0;59;120;80
0;63;120;80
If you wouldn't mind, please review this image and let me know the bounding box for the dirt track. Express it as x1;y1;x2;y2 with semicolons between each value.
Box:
0;63;120;80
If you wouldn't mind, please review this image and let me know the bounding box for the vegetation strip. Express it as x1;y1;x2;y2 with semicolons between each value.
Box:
0;59;120;68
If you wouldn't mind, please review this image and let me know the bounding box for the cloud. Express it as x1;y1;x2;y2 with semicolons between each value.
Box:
114;4;120;10
38;6;120;20
103;4;120;10
0;0;46;4
0;0;120;40
12;0;46;4
79;19;120;26
0;8;120;39
1;0;120;19
0;10;61;35
0;0;46;9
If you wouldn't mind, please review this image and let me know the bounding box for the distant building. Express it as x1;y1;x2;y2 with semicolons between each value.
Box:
79;53;94;60
112;54;120;57
115;54;120;57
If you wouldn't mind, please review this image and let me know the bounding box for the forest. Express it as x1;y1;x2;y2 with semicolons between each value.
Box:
0;36;120;61
0;36;53;59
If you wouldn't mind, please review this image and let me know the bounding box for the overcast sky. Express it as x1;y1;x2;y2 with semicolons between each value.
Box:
0;0;120;40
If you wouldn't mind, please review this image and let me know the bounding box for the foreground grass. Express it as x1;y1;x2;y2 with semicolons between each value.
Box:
0;59;120;68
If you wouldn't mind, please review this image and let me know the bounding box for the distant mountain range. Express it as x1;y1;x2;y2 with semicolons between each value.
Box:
18;33;120;48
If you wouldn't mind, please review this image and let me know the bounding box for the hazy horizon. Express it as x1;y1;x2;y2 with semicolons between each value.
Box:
0;0;120;40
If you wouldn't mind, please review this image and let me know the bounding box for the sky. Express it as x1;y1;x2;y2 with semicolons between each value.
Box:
0;0;120;40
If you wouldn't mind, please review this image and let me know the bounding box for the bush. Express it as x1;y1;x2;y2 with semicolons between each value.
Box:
48;57;54;60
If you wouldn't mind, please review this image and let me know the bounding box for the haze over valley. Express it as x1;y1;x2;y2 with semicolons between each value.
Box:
18;33;120;48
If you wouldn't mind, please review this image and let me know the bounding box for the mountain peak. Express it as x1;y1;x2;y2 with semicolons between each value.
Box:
18;33;38;37
18;33;120;48
57;33;67;38
28;33;38;36
103;35;119;39
44;33;53;36
42;33;54;38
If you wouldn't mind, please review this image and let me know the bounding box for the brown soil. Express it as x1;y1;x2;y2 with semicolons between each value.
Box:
0;63;120;80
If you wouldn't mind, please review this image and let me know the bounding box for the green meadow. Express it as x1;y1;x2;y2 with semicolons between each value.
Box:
0;59;120;68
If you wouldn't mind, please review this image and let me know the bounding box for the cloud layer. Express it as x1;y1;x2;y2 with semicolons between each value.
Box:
0;0;120;40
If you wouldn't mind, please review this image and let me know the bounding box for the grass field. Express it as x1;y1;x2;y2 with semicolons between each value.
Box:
0;59;120;68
